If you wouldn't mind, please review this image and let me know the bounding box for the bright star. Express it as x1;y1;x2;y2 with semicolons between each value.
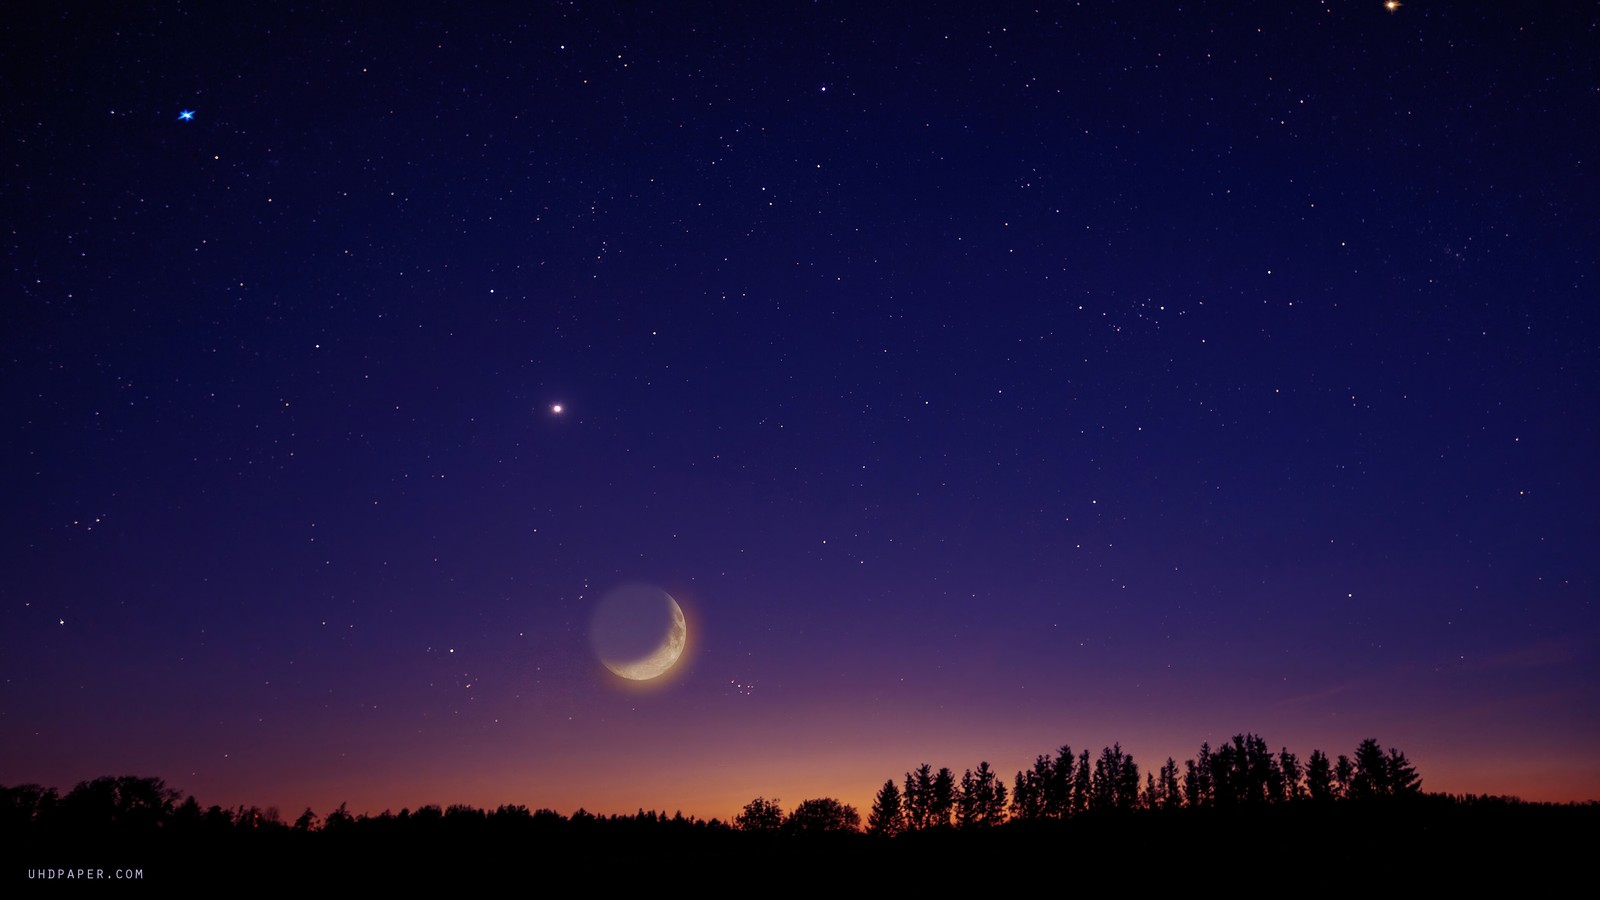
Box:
178;109;195;122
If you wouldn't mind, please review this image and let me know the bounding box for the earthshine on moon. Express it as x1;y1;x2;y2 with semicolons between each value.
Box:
591;585;687;681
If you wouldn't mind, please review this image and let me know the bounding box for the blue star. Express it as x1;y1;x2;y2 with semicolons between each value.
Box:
178;109;195;122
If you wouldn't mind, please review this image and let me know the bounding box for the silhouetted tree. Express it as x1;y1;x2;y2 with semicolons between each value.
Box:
1091;746;1115;811
1010;754;1053;821
1;783;58;832
930;767;955;828
234;806;277;831
413;804;444;825
172;795;202;829
60;776;180;832
786;798;860;834
1386;747;1422;796
1306;750;1333;802
293;807;320;831
904;763;934;830
1045;746;1074;819
201;803;234;832
531;808;564;827
1211;734;1274;806
1117;749;1140;812
955;769;977;828
964;762;1006;826
1351;739;1422;798
1028;753;1054;818
491;804;532;822
323;802;354;832
1249;735;1277;806
736;797;784;833
1186;743;1215;808
1158;758;1182;811
1334;754;1354;800
1279;748;1303;802
1351;739;1386;799
1209;740;1237;806
1073;749;1092;815
1092;744;1137;812
1263;745;1286;803
445;803;484;823
868;780;904;836
1011;769;1037;822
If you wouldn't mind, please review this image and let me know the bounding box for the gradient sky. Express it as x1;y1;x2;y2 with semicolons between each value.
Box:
3;1;1595;821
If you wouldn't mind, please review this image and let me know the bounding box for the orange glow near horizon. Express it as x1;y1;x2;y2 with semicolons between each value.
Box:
178;716;1600;825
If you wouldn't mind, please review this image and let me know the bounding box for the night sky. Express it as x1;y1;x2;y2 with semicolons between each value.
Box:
3;1;1596;821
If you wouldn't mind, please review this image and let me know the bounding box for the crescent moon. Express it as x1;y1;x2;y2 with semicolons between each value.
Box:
602;594;686;681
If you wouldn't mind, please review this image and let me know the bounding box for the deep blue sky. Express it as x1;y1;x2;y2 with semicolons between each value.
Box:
3;1;1595;818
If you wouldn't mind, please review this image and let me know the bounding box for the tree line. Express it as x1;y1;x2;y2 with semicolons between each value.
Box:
861;735;1422;836
0;775;732;838
8;740;1593;888
0;735;1435;840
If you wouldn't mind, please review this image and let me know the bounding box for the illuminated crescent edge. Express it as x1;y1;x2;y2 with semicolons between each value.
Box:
602;597;687;681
